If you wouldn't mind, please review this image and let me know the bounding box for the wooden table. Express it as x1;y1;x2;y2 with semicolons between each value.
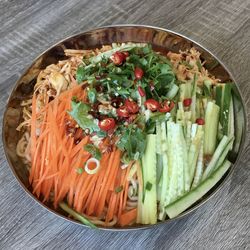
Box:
0;0;249;249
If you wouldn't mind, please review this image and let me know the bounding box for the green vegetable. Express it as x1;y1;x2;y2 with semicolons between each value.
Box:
84;144;102;160
145;181;153;191
59;202;97;229
158;121;169;220
215;83;233;136
204;101;220;155
117;126;147;161
87;88;97;103
165;160;231;218
137;134;157;224
68;101;100;133
76;167;83;174
188;125;204;186
202;135;234;180
115;186;123;193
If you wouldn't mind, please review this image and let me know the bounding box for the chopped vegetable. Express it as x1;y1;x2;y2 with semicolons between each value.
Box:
144;99;160;111
84;144;102;160
98;118;116;131
21;43;238;229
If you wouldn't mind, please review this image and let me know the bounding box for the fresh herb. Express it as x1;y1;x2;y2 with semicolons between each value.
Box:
84;144;102;160
145;181;153;191
87;88;97;103
115;186;123;193
117;126;147;161
68;100;100;133
76;167;84;174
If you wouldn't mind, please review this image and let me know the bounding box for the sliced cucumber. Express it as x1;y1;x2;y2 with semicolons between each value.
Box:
166;83;179;99
204;101;220;155
191;137;204;189
202;135;233;180
215;83;233;136
232;94;244;154
179;82;192;101
165;160;232;218
158;122;169;220
138;134;157;224
188;125;204;186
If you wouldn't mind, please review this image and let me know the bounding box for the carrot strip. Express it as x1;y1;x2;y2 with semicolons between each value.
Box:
87;153;110;215
105;193;117;223
118;208;137;227
96;149;121;217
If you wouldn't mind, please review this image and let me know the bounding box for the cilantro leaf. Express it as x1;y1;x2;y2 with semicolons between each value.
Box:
68;101;100;133
117;126;147;161
84;144;101;160
87;88;97;103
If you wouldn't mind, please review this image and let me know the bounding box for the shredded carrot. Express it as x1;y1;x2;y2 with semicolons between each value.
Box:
118;208;137;227
28;82;138;227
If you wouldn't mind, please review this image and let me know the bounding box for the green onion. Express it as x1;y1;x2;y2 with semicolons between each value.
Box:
76;167;83;174
145;181;153;191
115;186;123;193
59;202;97;229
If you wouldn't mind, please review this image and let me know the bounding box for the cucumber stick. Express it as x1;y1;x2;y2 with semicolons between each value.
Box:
204;101;220;155
138;134;157;224
179;82;192;101
165;160;231;218
215;83;233;136
191;137;204;189
188;125;204;186
166;83;179;99
167;122;189;201
158;122;169;220
202;135;233;180
232;94;244;154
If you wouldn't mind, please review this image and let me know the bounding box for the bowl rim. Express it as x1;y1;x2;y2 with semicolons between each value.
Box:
2;24;248;231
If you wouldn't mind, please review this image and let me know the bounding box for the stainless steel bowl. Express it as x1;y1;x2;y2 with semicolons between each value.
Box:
2;25;247;231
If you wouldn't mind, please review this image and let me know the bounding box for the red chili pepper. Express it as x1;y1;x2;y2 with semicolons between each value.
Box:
110;51;126;65
123;51;129;58
138;86;146;97
196;118;205;125
134;67;144;80
159;100;175;113
144;99;160;112
183;98;192;107
116;106;130;118
98;118;116;131
125;99;139;114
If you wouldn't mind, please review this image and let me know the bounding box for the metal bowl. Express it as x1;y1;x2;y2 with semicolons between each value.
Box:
2;25;247;231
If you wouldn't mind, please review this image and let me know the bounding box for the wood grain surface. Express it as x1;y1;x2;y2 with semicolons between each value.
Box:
0;0;249;249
